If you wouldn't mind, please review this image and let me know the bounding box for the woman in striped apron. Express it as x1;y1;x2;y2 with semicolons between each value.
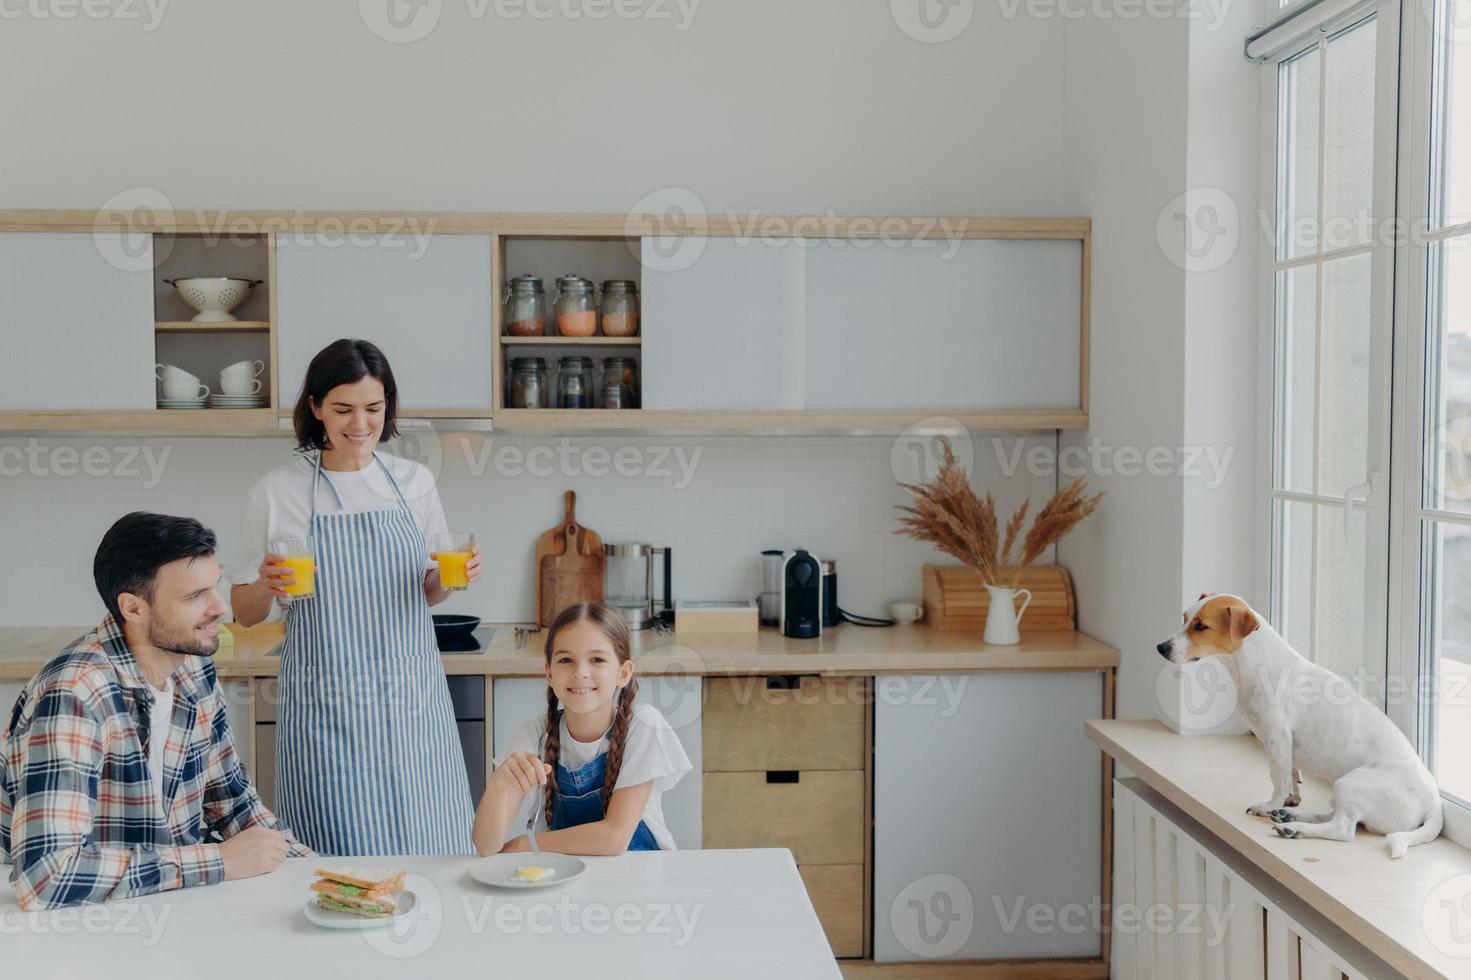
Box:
230;339;477;855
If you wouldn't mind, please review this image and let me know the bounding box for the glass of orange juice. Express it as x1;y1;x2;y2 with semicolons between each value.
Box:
270;537;316;601
434;532;474;591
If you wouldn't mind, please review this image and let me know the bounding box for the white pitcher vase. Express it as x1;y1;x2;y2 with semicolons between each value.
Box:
983;584;1032;645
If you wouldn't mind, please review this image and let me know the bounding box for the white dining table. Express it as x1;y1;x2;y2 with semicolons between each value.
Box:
0;848;842;979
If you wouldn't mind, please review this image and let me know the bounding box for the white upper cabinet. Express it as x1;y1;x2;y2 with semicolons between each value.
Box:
640;237;805;411
0;233;156;410
803;239;1083;411
275;235;494;412
639;234;1083;414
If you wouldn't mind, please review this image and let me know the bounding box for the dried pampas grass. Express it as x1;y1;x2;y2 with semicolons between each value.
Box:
895;437;1103;588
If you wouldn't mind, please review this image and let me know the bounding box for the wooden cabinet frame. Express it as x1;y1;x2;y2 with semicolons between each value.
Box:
0;210;1089;435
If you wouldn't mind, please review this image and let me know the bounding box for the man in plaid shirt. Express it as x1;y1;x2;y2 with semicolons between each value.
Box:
1;512;309;909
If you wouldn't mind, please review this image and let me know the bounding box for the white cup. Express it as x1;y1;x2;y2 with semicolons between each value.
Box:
221;359;265;380
156;364;208;400
889;600;924;625
219;374;262;396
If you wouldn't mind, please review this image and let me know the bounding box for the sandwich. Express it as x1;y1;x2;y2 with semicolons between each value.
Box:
311;866;406;918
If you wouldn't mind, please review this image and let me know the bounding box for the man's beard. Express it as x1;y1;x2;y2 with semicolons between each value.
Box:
147;617;220;658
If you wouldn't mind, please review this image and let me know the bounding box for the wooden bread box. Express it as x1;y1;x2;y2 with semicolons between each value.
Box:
921;564;1076;632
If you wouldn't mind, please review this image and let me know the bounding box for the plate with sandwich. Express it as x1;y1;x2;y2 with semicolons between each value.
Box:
305;866;415;928
468;852;586;890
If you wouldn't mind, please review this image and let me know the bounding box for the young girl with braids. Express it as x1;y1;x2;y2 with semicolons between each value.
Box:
473;601;692;855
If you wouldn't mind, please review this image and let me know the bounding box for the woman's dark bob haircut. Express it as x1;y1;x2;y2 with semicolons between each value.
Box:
291;338;399;451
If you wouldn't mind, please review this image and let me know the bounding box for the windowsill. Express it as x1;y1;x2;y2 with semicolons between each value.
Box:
1088;719;1471;980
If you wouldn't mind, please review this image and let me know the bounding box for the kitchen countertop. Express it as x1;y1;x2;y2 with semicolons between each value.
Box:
0;848;841;980
0;621;1119;681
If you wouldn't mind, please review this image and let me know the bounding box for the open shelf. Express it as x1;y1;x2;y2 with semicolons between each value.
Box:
156;320;270;333
0;409;281;435
501;335;640;346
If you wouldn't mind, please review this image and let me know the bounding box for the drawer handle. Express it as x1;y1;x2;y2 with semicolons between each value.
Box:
765;675;817;691
766;771;800;784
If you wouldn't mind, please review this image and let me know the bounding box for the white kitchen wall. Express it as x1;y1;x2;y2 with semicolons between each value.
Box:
0;432;1057;626
0;0;1265;726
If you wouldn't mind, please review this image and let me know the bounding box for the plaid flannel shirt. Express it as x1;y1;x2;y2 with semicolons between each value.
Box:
0;616;309;909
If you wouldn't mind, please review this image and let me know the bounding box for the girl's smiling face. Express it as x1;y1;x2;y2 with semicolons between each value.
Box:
546;620;634;719
311;375;385;466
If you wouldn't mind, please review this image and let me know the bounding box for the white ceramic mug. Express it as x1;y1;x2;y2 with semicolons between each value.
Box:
889;600;924;625
221;359;265;380
219;374;263;396
156;364;208;400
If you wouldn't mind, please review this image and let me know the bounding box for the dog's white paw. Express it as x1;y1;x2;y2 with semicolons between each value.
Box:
1247;802;1281;817
1273;824;1303;840
1268;809;1293;824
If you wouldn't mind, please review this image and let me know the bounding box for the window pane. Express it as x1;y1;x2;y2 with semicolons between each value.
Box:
1318;254;1372;496
1315;503;1368;677
1274;498;1314;652
1281;48;1321;259
1435;0;1471;227
1428;238;1471;513
1277;265;1317;491
1428;521;1471;804
1323;19;1377;250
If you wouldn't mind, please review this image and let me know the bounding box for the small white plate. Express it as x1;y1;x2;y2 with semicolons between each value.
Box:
468;853;586;889
303;889;418;930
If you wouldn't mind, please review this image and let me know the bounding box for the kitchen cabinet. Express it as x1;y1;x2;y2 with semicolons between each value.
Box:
701;675;871;959
222;680;253;771
802;239;1083;411
0;682;23;725
639;237;805;411
0;232;156;410
873;672;1103;961
274;234;494;413
491;676;703;848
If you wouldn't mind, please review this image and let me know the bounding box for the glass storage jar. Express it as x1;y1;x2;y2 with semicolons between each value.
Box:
556;355;594;409
601;280;639;337
504;274;547;337
508;357;548;409
554;275;598;337
601;357;638;409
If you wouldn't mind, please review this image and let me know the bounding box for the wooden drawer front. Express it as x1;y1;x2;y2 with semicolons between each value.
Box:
702;676;866;772
703;770;864;864
254;676;279;723
800;864;865;959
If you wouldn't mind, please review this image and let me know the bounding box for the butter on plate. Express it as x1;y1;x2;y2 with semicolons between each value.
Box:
512;865;555;882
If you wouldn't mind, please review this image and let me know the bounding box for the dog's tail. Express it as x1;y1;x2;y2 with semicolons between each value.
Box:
1387;798;1444;859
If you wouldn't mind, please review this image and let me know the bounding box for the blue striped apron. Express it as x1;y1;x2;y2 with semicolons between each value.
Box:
274;450;474;856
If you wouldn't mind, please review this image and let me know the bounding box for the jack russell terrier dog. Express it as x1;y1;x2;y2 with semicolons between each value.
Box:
1155;593;1442;858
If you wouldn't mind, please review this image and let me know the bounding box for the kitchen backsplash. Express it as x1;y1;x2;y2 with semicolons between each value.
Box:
0;431;1059;626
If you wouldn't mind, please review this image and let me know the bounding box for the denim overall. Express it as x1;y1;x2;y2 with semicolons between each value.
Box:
551;749;660;851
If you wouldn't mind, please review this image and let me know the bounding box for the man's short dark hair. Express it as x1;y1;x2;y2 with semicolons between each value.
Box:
93;512;217;622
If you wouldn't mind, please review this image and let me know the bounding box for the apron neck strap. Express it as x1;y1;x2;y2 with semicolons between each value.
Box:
308;449;412;517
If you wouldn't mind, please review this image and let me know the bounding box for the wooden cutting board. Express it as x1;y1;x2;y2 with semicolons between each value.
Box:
535;490;605;627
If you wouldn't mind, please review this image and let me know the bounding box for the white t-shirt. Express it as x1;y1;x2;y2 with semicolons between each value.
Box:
494;702;692;851
147;677;174;811
231;451;448;621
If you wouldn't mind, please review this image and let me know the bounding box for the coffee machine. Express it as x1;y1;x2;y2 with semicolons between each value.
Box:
779;549;824;639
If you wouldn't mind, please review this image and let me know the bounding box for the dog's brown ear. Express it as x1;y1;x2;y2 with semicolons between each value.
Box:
1228;600;1259;643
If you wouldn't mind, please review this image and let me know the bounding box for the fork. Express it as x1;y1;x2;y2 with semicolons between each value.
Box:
526;730;547;853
